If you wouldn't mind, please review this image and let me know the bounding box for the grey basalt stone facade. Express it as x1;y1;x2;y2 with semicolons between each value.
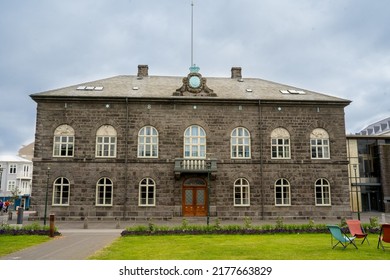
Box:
30;65;352;221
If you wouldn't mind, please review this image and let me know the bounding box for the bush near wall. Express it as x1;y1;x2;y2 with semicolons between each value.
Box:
0;223;60;236
121;218;381;236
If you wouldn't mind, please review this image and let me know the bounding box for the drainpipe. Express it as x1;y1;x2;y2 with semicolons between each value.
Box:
123;97;129;220
258;100;264;220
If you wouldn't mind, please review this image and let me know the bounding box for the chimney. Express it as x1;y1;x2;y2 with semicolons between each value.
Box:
231;67;242;79
137;65;149;78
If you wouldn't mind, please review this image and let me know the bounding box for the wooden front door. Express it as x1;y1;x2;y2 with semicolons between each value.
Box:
182;178;207;217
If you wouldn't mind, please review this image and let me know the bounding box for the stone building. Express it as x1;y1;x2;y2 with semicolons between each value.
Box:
30;65;352;221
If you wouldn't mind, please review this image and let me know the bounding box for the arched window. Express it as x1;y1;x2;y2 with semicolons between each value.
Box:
96;177;113;206
139;178;156;206
310;128;330;159
138;126;158;158
275;178;291;206
315;178;331;206
184;125;206;158
234;178;250;206
231;127;251;159
271;128;290;159
96;125;117;158
52;177;70;206
53;124;75;157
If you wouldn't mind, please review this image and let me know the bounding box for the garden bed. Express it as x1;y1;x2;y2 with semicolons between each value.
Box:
0;223;61;236
121;218;381;236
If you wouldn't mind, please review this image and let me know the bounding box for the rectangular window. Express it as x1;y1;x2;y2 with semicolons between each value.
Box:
53;185;70;205
53;136;74;157
234;185;250;206
9;164;17;174
275;186;290;206
7;180;16;191
311;139;330;159
139;185;155;206
96;136;116;157
271;139;290;159
96;185;112;205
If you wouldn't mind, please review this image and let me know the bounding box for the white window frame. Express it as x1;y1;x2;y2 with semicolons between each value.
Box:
7;180;16;191
22;165;31;177
96;177;113;206
184;125;206;159
96;125;117;158
21;181;30;194
275;178;291;206
9;164;17;174
234;178;250;206
315;178;331;206
310;128;330;159
53;124;75;157
231;127;251;159
139;178;156;206
52;177;70;206
271;128;291;159
138;126;159;158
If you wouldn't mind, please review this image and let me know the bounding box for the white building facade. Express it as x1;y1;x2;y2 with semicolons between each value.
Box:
0;155;33;210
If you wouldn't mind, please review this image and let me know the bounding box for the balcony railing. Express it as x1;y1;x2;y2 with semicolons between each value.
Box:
351;177;381;186
174;158;217;178
16;172;33;179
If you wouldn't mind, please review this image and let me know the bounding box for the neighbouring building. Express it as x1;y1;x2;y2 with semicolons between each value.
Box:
346;117;390;214
29;65;352;221
0;155;33;210
18;142;35;161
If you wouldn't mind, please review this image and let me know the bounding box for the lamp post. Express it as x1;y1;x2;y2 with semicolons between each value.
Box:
43;167;51;226
206;159;211;226
353;164;360;220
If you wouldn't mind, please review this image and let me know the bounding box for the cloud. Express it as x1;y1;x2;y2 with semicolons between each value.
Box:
1;0;389;154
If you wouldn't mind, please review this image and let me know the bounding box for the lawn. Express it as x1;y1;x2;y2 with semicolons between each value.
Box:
0;235;51;257
89;233;390;260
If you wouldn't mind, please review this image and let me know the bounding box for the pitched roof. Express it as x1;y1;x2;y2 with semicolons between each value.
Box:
30;70;350;105
0;155;32;163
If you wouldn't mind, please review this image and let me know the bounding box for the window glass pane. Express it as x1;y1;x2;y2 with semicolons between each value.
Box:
197;190;205;204
185;190;193;204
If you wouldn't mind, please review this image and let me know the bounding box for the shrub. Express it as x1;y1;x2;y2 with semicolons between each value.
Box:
275;217;284;229
0;223;60;236
243;217;252;229
122;221;331;236
369;216;379;228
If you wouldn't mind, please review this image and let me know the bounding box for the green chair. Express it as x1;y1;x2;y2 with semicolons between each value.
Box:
327;225;357;249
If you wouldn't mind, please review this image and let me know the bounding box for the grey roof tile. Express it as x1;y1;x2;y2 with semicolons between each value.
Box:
30;74;350;104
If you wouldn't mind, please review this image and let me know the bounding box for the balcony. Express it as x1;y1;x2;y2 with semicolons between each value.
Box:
16;172;33;179
174;158;217;179
352;177;381;186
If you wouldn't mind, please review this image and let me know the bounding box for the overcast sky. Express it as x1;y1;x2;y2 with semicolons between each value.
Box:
1;0;389;155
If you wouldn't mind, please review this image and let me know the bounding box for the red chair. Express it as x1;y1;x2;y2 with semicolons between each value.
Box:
346;220;369;245
377;224;390;250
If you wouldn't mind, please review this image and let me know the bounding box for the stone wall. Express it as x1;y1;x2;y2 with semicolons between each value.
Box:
31;97;351;220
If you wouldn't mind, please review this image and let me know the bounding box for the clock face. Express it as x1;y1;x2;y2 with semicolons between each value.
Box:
189;76;201;88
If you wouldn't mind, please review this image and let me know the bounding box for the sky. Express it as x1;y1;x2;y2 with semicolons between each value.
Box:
1;0;389;155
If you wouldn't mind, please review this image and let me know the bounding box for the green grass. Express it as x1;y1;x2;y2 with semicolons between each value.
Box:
89;234;390;260
0;235;51;257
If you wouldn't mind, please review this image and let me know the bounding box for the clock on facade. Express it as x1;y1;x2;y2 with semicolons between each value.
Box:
189;75;201;88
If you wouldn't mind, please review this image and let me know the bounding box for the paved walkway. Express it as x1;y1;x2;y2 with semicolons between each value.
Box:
1;212;388;260
1;229;121;260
